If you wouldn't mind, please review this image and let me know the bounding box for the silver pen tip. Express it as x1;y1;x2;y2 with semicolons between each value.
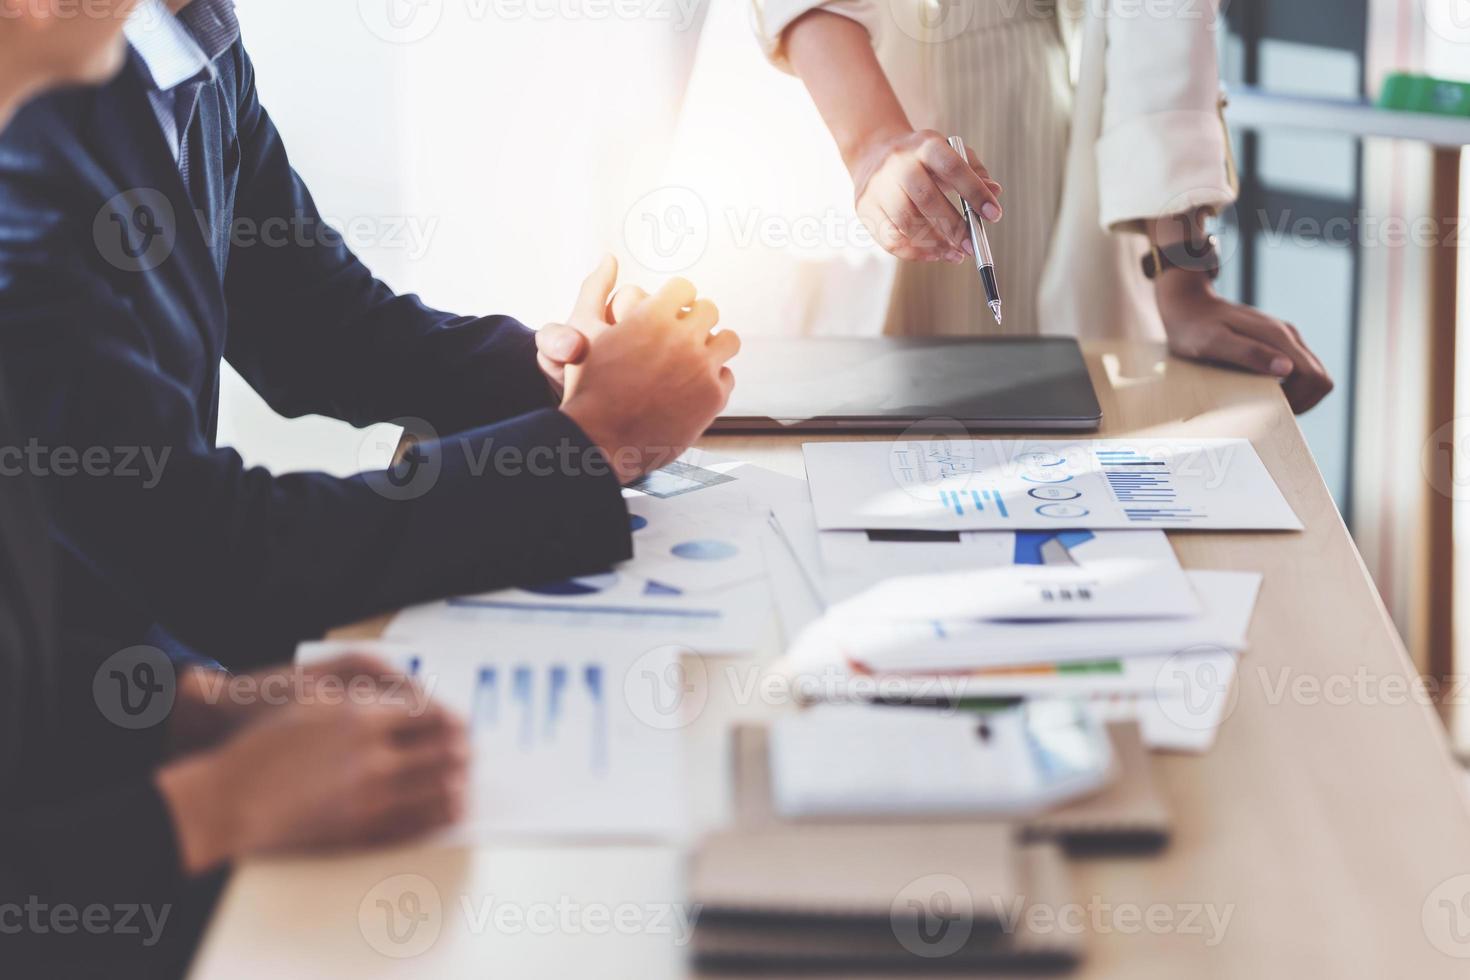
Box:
989;301;1003;326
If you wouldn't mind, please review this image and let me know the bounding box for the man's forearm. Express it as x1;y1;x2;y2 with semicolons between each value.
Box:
784;12;910;170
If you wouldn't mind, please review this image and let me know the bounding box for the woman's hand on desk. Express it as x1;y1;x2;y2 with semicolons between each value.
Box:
1156;271;1334;414
848;129;1004;263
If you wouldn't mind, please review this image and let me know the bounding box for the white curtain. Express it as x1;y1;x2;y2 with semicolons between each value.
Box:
1352;0;1470;674
220;0;891;475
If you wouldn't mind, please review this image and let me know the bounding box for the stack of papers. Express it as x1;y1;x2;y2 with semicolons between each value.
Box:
358;457;811;843
804;570;1261;672
775;438;1295;753
335;436;1293;845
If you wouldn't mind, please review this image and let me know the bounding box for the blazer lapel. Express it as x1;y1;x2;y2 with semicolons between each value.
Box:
84;52;227;347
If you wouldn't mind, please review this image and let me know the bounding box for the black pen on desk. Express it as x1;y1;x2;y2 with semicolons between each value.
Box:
946;135;1003;326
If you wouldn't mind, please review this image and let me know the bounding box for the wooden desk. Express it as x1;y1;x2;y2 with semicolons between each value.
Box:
189;343;1470;979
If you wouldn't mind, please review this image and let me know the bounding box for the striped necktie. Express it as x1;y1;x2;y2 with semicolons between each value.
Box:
173;2;240;207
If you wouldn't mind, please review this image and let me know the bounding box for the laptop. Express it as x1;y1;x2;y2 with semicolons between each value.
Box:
711;336;1102;433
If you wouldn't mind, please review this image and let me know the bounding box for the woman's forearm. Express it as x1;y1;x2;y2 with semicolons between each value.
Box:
783;12;911;169
781;9;1001;261
1147;210;1207;249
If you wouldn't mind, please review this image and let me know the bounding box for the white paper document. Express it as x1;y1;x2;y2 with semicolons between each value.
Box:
390;460;777;654
767;702;1114;818
298;637;689;841
803;438;1302;531
815;570;1262;672
780;571;1257;755
816;528;1199;620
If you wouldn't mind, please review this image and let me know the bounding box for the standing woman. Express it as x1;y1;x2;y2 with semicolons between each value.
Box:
752;0;1333;412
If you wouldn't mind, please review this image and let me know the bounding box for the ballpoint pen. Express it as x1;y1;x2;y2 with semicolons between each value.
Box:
946;135;1003;326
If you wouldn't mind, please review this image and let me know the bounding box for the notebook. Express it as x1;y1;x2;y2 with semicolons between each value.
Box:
690;826;1081;974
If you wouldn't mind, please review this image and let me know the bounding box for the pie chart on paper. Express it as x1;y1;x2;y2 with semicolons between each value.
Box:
671;540;740;562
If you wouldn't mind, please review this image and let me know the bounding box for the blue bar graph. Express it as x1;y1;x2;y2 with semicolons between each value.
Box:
585;665;608;775
513;666;534;750
545;665;567;740
472;666;498;731
1098;449;1181;505
1123;507;1207;523
934;487;1010;519
470;661;616;779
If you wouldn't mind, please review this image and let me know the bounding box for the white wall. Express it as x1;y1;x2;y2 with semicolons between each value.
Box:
219;1;710;475
219;2;417;475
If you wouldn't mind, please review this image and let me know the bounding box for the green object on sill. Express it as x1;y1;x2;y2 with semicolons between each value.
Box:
1378;72;1470;117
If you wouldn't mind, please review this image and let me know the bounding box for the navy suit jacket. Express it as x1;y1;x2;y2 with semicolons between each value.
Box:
0;44;632;670
0;377;216;977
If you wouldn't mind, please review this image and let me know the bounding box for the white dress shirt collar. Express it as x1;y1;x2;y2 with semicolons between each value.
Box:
124;0;218;92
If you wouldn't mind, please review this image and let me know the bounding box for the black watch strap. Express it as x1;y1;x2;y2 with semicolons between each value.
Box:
1143;235;1222;280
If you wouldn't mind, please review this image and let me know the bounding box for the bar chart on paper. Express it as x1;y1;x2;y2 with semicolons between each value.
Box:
803;439;1302;531
470;661;610;777
1094;448;1205;525
377;644;686;841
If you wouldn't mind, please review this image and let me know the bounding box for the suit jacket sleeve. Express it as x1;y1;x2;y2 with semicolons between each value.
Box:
24;315;629;667
0;776;207;974
0;134;631;671
1;778;185;909
1094;0;1238;232
219;45;557;437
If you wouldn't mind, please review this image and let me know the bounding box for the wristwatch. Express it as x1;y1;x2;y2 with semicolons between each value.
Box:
1142;235;1222;280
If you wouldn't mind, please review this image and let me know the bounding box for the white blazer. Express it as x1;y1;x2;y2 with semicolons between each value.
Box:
750;0;1238;341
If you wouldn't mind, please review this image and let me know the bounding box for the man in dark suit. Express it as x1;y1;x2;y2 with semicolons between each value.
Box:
5;367;473;977
0;5;478;976
0;0;739;672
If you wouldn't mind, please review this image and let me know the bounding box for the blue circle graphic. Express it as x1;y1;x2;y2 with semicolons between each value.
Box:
671;539;738;561
629;514;649;532
1035;503;1090;520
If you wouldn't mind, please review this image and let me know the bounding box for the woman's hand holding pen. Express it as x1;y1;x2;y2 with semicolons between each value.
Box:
847;128;1003;264
783;14;1000;264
